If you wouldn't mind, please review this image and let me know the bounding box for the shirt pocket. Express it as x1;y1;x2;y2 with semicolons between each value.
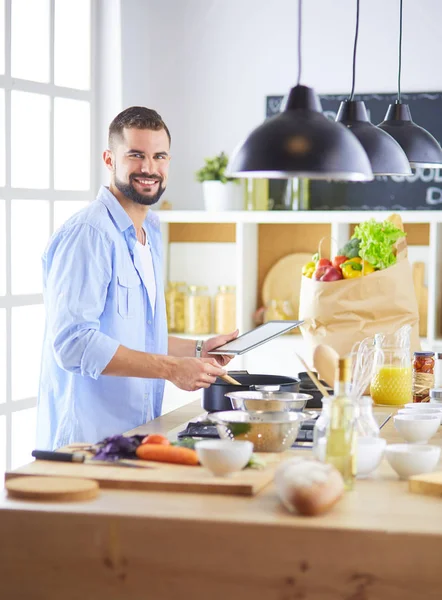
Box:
117;273;141;319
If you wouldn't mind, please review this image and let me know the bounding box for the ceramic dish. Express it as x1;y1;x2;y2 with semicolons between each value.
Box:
393;414;440;443
195;440;253;477
385;444;441;479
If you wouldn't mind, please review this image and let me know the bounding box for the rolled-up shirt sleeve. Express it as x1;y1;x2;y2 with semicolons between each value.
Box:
44;223;119;379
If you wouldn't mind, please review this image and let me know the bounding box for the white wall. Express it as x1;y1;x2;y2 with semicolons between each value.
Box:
96;0;442;207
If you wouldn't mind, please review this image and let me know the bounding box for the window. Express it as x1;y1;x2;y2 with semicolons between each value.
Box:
0;0;94;476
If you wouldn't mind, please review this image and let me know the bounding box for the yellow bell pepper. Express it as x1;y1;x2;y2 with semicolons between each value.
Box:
302;261;316;279
341;257;375;279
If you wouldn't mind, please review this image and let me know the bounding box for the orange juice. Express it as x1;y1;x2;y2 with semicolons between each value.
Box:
370;366;412;406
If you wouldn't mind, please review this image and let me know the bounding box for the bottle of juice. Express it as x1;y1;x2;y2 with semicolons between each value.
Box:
370;326;412;406
325;358;356;490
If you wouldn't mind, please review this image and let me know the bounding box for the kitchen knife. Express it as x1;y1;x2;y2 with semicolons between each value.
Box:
31;449;152;469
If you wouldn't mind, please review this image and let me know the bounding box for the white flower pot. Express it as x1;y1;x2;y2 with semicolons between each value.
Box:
202;181;244;211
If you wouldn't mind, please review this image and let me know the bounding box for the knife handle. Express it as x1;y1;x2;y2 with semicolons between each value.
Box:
32;450;85;463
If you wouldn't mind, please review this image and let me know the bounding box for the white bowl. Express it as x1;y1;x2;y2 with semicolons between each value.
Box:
404;402;440;410
385;444;441;479
357;437;387;478
393;414;440;443
195;440;253;476
398;408;442;423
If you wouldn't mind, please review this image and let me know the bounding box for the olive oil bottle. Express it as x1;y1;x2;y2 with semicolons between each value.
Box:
325;358;356;490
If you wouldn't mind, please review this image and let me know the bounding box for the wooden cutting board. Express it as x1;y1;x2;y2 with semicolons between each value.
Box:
409;471;442;497
6;476;99;502
5;452;285;497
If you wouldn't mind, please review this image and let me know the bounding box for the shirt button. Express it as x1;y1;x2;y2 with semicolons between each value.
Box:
147;320;152;325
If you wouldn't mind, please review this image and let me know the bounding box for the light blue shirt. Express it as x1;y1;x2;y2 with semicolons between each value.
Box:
37;186;168;449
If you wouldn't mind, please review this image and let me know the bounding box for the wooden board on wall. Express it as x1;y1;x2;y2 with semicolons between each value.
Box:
349;223;430;246
169;223;236;243
257;223;331;306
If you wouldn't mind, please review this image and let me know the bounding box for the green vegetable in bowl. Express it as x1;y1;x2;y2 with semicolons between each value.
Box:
352;219;406;270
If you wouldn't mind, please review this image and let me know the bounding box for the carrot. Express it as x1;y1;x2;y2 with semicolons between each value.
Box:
141;434;170;446
136;443;199;466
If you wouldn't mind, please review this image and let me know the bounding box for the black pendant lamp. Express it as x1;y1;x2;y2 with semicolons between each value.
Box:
335;0;411;176
227;0;373;182
377;0;442;169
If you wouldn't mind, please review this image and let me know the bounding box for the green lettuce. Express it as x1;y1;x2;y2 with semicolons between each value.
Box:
352;219;406;270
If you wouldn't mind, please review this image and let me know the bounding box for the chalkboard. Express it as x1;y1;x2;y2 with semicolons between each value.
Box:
265;92;442;211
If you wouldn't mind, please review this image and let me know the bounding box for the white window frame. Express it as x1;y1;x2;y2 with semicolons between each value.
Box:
0;0;96;470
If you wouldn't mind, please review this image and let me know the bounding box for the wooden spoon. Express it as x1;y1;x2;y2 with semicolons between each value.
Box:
220;373;242;386
313;344;339;388
295;353;330;398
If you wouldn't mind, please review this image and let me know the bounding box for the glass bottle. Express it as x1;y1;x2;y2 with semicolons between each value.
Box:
325;358;357;490
313;396;332;462
214;285;236;334
185;285;211;335
165;281;187;333
355;396;380;438
412;351;435;403
370;326;412;406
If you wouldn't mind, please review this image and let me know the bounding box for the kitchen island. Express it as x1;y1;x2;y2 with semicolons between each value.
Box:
1;400;442;600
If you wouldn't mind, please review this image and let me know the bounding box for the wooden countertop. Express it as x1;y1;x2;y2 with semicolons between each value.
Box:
1;400;442;600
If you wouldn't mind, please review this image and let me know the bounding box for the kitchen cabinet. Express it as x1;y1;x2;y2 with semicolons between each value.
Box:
159;210;437;412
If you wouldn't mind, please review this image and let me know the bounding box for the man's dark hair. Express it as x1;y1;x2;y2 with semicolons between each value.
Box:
108;106;171;149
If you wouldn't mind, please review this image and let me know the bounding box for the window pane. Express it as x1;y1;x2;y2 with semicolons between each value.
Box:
11;0;50;83
54;200;88;230
11;305;45;401
11;200;49;295
0;0;4;74
11;91;50;189
54;98;90;190
54;0;91;90
0;309;5;404
0;416;6;480
0;200;5;295
11;407;37;470
0;89;5;186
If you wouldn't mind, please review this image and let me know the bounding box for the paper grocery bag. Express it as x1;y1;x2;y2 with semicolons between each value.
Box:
298;258;421;358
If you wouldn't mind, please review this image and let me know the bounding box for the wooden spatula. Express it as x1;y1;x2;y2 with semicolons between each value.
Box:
313;344;339;388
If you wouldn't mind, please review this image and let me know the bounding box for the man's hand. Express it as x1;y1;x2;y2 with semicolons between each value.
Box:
169;357;226;391
202;330;239;366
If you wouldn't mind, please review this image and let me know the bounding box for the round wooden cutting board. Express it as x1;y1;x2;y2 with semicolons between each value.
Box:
262;252;312;315
6;476;99;502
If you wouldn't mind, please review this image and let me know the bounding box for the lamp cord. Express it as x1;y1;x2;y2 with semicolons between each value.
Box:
297;0;302;85
349;0;360;101
397;0;403;103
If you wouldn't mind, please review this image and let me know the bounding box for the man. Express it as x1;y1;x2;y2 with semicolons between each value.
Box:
37;106;237;449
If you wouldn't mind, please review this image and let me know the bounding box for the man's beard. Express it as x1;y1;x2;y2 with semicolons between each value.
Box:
114;172;166;206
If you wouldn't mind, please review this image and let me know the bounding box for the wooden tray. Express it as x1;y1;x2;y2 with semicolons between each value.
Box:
5;452;286;497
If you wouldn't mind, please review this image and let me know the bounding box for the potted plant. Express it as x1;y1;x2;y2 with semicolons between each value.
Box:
195;152;244;211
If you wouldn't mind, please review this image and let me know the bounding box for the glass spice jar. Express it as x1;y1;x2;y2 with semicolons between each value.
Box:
214;285;236;334
185;285;211;335
165;281;187;333
412;351;435;403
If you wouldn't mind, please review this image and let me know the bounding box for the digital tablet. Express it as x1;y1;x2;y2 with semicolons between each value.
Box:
207;320;304;356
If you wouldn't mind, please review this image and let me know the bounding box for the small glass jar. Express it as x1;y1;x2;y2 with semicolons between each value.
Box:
214;285;236;334
355;396;380;437
313;397;332;462
165;281;187;333
185;285;211;335
413;351;435;403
